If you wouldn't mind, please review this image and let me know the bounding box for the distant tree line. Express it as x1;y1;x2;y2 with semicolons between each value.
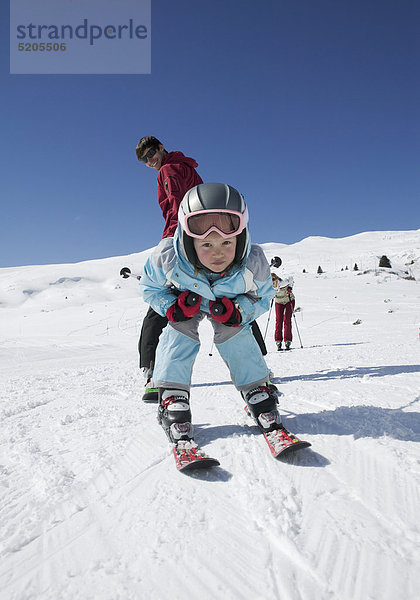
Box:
301;256;392;274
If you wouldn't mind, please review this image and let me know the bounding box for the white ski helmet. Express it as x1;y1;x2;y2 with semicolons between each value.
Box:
277;275;294;289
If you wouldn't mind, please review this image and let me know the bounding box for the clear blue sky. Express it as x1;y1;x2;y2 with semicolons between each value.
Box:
1;0;418;267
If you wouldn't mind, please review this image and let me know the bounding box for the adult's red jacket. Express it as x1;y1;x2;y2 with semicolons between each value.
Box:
157;151;203;238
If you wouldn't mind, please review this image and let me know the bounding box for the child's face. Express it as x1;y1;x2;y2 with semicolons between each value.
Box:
193;231;237;272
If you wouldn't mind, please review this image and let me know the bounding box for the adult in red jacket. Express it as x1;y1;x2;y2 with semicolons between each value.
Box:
157;152;203;238
136;136;203;401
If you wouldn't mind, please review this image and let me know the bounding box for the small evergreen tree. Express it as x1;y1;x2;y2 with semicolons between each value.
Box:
302;268;306;273
345;266;349;271
379;255;392;268
317;265;323;274
353;263;358;271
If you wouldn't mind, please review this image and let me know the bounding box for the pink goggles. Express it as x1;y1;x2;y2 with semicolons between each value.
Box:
182;208;248;240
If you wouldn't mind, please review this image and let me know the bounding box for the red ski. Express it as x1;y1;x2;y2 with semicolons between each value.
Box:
245;407;311;458
262;426;311;458
172;441;220;472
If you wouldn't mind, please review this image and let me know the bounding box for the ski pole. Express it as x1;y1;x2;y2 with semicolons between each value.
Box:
209;340;214;357
263;299;274;342
293;312;303;348
120;267;141;281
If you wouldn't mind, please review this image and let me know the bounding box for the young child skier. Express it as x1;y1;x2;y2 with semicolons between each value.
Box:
139;183;305;465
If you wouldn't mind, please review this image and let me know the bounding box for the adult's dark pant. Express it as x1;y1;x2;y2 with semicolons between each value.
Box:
138;306;168;369
250;320;267;355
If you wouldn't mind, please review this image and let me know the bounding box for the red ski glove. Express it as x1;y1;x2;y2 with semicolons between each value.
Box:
166;290;201;323
209;297;242;327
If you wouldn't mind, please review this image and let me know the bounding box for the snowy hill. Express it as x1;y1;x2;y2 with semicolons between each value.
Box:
1;230;419;600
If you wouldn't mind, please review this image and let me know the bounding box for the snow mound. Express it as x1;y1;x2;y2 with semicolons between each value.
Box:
1;230;419;600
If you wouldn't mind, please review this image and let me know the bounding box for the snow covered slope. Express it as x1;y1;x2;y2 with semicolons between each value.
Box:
1;230;419;600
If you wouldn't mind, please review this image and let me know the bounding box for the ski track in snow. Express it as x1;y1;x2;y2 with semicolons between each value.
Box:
1;232;420;600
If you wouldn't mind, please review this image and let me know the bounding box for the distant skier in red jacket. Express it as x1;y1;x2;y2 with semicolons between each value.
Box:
135;136;203;401
271;273;295;351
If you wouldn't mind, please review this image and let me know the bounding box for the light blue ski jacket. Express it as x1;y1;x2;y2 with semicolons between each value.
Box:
139;228;274;325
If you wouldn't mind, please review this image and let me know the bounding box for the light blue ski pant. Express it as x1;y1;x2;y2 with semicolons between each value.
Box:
152;311;270;393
